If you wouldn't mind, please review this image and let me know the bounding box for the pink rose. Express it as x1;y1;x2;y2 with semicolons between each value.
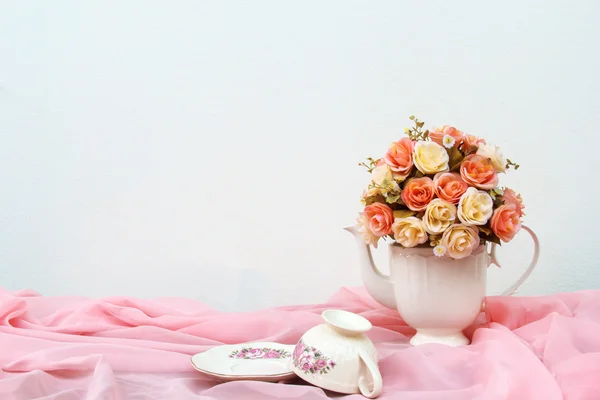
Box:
433;172;468;204
246;348;265;359
302;362;311;371
384;137;415;179
235;352;245;358
316;359;328;369
460;154;498;190
501;188;525;217
429;125;464;147
357;213;380;248
490;205;521;242
293;343;305;359
363;203;394;236
265;350;281;359
401;177;434;211
461;135;486;153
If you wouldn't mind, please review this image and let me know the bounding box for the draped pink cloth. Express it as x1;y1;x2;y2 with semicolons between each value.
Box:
0;286;599;399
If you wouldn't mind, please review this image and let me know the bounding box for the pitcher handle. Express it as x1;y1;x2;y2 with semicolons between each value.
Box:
488;225;540;296
357;349;383;398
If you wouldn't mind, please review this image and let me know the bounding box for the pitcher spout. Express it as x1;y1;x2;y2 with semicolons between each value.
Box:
344;225;397;309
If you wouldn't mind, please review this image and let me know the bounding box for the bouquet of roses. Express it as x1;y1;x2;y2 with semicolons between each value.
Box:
357;116;525;259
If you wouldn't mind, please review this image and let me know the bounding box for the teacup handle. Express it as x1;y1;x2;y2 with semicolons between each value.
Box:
357;349;382;398
489;225;540;296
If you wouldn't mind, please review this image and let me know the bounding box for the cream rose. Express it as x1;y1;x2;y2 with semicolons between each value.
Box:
392;217;428;248
441;224;481;259
476;144;506;172
422;199;457;234
371;164;391;185
371;164;400;196
413;141;449;175
457;187;494;226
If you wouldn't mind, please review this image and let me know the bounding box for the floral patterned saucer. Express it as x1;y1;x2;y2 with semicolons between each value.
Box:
190;342;296;382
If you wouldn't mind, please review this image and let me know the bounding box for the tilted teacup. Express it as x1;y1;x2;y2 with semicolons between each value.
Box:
291;309;382;398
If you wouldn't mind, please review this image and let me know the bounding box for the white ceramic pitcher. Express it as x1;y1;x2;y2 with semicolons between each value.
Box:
344;225;540;346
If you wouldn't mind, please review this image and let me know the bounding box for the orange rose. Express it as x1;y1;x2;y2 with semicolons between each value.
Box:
384;137;414;180
490;204;521;242
401;177;434;211
501;188;525;217
461;135;486;153
433;172;468;204
363;203;394;237
429;125;464;148
460;154;498;190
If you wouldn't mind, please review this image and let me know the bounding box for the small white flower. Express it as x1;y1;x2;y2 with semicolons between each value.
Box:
442;134;455;148
433;245;447;257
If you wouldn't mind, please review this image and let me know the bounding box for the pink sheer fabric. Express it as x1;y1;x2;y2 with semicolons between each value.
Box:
0;286;598;399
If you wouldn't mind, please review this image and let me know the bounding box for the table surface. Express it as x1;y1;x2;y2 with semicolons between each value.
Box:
0;285;598;399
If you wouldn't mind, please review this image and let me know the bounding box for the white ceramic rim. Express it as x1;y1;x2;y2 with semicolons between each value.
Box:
189;358;295;379
190;342;296;379
322;309;372;333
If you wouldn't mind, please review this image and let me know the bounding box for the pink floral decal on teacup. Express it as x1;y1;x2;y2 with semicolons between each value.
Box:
229;347;291;359
293;339;336;375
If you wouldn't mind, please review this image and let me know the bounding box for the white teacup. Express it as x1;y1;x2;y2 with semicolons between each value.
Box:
291;310;382;398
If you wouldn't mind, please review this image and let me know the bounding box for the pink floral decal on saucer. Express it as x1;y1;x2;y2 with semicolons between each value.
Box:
229;347;291;360
293;339;336;375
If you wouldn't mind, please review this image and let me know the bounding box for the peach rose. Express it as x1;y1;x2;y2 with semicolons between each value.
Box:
401;177;434;211
501;188;525;217
413;141;449;174
461;135;486;153
384;138;414;180
422;199;457;234
429;125;464;148
490;204;521;242
441;224;481;259
433;172;468;204
460;154;498;190
392;217;428;247
457;187;494;226
363;203;394;237
357;213;380;248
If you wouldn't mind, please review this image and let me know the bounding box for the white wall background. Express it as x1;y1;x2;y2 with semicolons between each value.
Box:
1;1;599;311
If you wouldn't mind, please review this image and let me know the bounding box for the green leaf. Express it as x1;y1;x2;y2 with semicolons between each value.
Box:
447;146;464;169
493;196;504;208
486;234;502;245
364;194;386;206
414;170;425;178
478;226;492;236
393;210;415;219
450;161;463;172
386;194;401;203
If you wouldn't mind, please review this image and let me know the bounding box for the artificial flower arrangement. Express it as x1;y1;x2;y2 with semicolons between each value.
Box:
357;116;524;259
